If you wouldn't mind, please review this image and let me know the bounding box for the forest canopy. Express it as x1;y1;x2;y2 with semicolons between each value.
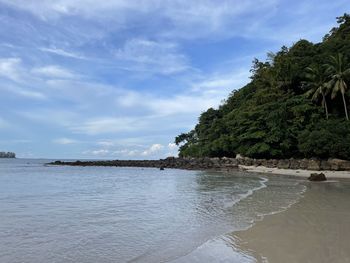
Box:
175;14;350;160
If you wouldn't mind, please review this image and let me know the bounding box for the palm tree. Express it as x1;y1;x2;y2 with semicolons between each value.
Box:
305;66;330;119
326;53;350;120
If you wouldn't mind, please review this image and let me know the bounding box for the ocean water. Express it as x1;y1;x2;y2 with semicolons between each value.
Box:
0;159;306;263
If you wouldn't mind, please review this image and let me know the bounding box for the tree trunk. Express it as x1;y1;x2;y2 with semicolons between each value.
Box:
342;93;349;121
322;93;329;119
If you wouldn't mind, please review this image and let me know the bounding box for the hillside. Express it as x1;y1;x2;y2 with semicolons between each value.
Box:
175;14;350;160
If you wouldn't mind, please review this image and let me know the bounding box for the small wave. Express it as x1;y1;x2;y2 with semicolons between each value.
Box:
225;177;269;209
169;177;307;263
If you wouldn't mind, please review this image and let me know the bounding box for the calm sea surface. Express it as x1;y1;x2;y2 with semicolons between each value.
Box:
0;159;306;263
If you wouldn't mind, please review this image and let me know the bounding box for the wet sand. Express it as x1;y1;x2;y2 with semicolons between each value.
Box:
234;180;350;263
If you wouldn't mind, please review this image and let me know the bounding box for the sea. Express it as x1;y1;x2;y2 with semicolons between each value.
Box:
0;158;306;263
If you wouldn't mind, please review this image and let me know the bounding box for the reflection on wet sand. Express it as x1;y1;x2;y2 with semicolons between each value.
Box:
233;180;350;263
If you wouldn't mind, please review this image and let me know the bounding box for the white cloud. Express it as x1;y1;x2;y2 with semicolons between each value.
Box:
115;39;189;75
82;143;166;158
2;85;47;100
97;140;116;147
168;143;177;150
39;47;86;60
53;137;78;144
70;117;146;135
0;58;22;82
32;65;76;79
141;143;164;156
83;149;110;156
193;70;249;90
0;0;278;39
112;149;139;157
115;69;251;117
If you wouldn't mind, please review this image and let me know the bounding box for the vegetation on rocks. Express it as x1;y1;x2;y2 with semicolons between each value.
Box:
0;152;16;158
175;14;350;160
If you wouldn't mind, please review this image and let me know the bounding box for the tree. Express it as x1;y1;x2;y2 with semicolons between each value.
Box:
304;66;330;119
176;15;350;160
326;53;350;120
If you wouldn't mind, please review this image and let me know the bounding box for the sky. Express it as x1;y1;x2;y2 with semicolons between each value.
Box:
0;0;348;159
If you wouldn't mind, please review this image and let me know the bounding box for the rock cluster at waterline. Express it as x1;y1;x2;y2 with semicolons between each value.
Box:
49;156;350;171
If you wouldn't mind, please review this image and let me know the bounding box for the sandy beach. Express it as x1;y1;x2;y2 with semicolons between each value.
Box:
240;165;350;179
233;177;350;263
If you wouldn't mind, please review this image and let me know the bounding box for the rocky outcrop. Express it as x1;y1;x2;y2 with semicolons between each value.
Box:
308;173;327;181
49;157;239;171
0;152;15;158
49;156;350;171
327;159;350;171
306;159;321;170
236;156;350;171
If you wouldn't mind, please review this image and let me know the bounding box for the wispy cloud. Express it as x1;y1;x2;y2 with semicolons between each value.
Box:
39;47;86;60
0;0;278;39
114;39;190;75
70;117;147;135
141;143;164;156
53;137;79;145
82;142;177;159
32;65;76;79
3;85;47;100
0;58;22;82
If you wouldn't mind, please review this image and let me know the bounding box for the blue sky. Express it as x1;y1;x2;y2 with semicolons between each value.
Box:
0;0;348;159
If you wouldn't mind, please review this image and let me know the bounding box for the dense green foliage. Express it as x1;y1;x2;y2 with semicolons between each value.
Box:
176;14;350;160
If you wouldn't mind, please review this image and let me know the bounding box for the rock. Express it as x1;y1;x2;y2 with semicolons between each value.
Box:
277;159;290;169
299;159;309;169
229;158;239;166
236;154;244;159
266;159;278;168
289;158;301;169
160;166;165;170
244;157;253;166
320;160;331;170
306;159;320;170
259;159;268;167
308;173;327;181
328;158;350;171
47;157;349;172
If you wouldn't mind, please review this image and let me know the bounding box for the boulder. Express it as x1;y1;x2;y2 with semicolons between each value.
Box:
328;158;350;171
277;159;290;169
236;154;244;159
259;159;268;167
299;159;309;169
289;158;301;169
307;159;321;170
270;159;279;168
244;157;253;166
320;160;331;170
308;173;327;181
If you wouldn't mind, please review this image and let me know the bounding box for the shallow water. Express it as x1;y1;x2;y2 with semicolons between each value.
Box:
0;159;306;263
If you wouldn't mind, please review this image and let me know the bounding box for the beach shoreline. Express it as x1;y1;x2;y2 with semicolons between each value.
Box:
239;165;350;179
48;157;350;180
232;178;350;263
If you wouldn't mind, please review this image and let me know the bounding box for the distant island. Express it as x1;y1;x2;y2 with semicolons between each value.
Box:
175;14;350;161
0;152;16;158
